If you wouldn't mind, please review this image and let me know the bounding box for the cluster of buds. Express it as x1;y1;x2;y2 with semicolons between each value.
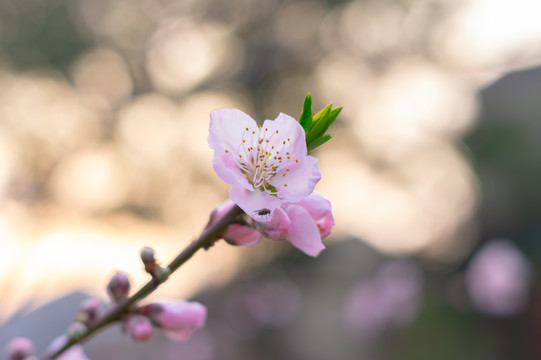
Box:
107;263;207;343
6;248;207;360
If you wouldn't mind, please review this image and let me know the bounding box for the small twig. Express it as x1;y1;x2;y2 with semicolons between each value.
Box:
45;205;243;360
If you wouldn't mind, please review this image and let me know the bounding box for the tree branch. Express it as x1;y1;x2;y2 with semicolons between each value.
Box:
44;205;244;360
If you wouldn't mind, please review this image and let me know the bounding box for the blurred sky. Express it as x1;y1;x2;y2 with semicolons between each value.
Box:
1;0;541;328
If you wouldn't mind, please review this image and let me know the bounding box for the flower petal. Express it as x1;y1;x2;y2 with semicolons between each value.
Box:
265;207;291;239
261;113;307;165
209;109;256;189
296;192;334;237
208;108;257;153
230;186;282;222
224;224;262;246
285;204;325;257
271;155;321;202
212;152;252;189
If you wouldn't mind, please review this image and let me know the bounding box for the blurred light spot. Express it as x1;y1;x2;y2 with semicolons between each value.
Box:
273;1;325;52
356;60;477;159
49;145;132;213
315;53;375;122
116;93;179;164
71;48;133;109
0;71;101;159
339;0;404;55
318;141;478;257
146;18;243;94
466;239;531;317
73;0;150;50
0;128;16;195
433;0;541;72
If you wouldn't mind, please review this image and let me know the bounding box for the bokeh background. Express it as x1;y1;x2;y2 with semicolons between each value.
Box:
1;0;541;359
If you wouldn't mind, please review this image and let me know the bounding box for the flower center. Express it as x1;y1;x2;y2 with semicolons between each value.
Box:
235;126;295;193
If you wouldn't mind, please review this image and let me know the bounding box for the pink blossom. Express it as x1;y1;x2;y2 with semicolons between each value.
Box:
6;337;34;360
208;109;321;222
126;315;154;342
45;336;89;360
142;300;207;341
264;192;334;257
466;239;531;317
343;260;423;340
208;199;262;246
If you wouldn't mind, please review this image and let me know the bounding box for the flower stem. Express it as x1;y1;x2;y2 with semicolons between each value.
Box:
44;205;244;360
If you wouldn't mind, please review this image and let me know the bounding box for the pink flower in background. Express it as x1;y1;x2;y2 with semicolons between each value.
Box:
208;109;321;222
343;260;423;340
466;239;531;317
141;300;207;341
264;192;334;257
207;199;262;246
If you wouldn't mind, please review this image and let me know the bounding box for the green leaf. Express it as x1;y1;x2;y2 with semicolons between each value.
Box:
307;106;332;144
307;134;333;152
298;94;313;131
297;93;341;152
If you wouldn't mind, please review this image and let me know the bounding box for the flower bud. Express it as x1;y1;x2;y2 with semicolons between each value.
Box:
142;300;207;340
208;200;261;247
107;271;130;303
79;297;102;324
140;247;159;275
6;337;34;360
126;315;154;343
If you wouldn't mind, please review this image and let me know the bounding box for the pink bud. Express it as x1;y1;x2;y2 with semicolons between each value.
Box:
140;246;155;263
80;297;102;323
126;315;154;342
208;200;261;247
6;337;34;360
144;300;207;340
107;271;130;302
